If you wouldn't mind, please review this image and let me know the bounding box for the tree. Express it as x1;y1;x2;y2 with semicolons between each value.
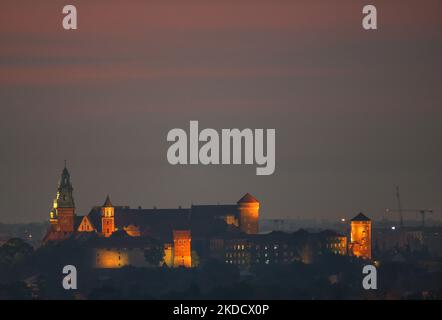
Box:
144;244;165;266
191;250;200;268
0;238;33;266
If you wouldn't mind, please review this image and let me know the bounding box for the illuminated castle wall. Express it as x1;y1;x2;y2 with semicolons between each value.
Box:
349;213;372;260
94;248;130;268
94;248;155;269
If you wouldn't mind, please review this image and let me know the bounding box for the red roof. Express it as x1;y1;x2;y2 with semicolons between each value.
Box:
237;193;259;204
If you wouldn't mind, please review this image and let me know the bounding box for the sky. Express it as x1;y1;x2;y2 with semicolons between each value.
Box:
0;0;441;223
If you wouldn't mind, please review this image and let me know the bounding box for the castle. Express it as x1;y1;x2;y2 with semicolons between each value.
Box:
44;165;261;268
44;165;372;269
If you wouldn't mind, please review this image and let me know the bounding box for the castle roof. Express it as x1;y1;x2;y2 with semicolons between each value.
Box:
351;212;371;222
85;204;232;241
237;193;259;204
74;215;84;230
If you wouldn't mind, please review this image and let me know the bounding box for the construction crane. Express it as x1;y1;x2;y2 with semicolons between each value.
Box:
385;208;433;227
385;186;434;227
395;186;403;227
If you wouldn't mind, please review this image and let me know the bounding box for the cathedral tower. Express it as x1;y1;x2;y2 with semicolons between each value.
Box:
101;195;115;237
51;164;76;232
237;193;260;234
349;212;372;260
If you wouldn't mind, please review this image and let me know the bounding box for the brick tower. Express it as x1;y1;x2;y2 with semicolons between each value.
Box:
101;195;115;237
349;212;372;260
173;230;192;268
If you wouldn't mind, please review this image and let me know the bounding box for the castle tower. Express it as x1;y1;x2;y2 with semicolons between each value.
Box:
237;193;260;234
52;164;76;232
101;195;115;237
173;230;192;268
349;212;372;260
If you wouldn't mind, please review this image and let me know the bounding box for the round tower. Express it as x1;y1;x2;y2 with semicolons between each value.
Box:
237;193;260;234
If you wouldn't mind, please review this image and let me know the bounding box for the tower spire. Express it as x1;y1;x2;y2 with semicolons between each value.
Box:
56;163;75;208
50;163;76;232
103;194;113;207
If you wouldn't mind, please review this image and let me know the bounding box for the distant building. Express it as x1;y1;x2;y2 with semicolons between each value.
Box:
210;229;348;268
374;226;442;257
319;229;348;256
349;213;372;260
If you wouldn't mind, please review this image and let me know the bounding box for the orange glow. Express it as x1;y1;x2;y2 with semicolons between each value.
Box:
78;216;95;232
173;230;192;268
238;202;259;234
124;224;141;237
350;221;372;260
163;243;174;267
94;249;129;268
225;214;239;227
101;205;115;237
